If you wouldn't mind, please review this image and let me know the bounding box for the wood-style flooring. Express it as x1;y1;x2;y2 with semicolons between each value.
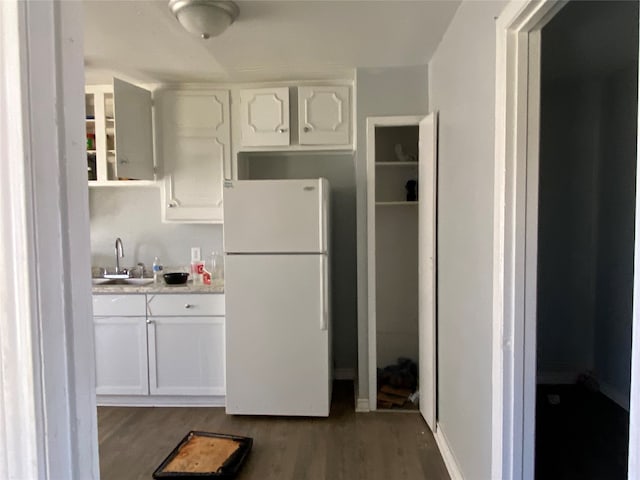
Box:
98;381;450;480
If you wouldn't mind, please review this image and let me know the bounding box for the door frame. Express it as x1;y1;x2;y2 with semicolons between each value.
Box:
0;1;98;478
365;114;436;416
493;1;640;479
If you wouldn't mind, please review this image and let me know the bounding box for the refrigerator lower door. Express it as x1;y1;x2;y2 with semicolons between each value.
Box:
225;254;330;416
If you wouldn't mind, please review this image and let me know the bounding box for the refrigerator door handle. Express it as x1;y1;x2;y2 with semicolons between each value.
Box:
320;255;329;331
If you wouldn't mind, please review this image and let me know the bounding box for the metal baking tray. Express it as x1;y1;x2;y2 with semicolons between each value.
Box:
153;431;253;479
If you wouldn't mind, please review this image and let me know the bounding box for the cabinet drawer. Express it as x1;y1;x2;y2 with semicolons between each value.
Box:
147;294;225;317
93;295;147;317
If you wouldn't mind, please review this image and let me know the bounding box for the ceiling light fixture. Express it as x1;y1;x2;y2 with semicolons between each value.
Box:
169;0;239;40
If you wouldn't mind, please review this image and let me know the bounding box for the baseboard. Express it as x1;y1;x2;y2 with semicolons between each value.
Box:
434;424;464;480
334;367;356;380
536;371;579;385
97;395;226;407
353;378;370;412
355;397;370;412
600;381;630;412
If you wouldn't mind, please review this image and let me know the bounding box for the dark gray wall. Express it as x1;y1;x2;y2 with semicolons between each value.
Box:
538;0;638;408
537;80;601;376
594;67;638;406
244;152;357;371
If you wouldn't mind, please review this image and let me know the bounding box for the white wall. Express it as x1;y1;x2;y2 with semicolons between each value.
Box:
89;187;223;269
355;65;429;401
428;1;507;478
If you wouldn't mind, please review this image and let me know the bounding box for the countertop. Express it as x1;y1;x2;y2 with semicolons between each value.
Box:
92;278;224;295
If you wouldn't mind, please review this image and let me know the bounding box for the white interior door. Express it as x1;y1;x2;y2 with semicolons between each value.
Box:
418;112;438;431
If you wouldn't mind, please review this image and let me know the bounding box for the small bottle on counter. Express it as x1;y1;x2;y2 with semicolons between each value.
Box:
190;247;204;285
152;257;163;283
210;251;224;281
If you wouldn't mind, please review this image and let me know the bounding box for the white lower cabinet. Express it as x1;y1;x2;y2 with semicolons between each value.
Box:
93;293;225;403
148;317;225;396
94;316;149;395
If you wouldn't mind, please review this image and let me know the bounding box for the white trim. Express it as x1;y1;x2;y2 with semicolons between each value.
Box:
355;397;370;413
0;1;98;477
0;2;41;477
365;114;431;412
628;10;640;473
333;367;356;380
418;112;438;431
492;2;567;480
433;425;464;480
97;395;226;407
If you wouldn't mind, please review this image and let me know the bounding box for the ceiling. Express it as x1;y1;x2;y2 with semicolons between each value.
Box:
83;0;461;85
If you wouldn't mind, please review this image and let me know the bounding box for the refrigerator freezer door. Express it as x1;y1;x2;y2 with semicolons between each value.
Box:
225;254;330;416
223;179;328;253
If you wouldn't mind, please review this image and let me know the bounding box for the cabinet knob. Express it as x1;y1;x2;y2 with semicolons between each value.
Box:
119;158;129;165
146;319;152;325
167;202;177;208
303;126;311;133
184;304;192;309
278;128;288;133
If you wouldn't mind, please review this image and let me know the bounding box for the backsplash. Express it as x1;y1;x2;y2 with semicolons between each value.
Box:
89;186;223;271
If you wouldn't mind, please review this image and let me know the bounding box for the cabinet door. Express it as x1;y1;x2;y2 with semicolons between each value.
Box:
148;317;225;396
240;87;290;146
94;317;149;395
298;86;350;145
113;78;154;180
161;90;230;223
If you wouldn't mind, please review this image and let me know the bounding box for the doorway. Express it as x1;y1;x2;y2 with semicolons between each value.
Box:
535;1;639;478
365;114;437;428
494;1;640;479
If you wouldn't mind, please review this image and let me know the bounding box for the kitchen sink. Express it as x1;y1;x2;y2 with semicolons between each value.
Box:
92;278;154;286
122;278;154;285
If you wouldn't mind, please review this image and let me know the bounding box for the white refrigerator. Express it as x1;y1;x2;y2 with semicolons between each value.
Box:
223;178;332;417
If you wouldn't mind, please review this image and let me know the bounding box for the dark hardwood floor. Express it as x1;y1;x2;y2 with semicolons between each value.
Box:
98;381;449;480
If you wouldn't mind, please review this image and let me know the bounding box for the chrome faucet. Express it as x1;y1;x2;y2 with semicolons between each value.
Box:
115;237;124;274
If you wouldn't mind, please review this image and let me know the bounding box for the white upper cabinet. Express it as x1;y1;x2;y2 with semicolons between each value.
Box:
112;78;154;180
237;85;351;150
159;90;231;223
298;86;350;145
86;78;154;184
239;87;290;147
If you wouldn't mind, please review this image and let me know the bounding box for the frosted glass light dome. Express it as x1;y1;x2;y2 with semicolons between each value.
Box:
169;0;239;39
